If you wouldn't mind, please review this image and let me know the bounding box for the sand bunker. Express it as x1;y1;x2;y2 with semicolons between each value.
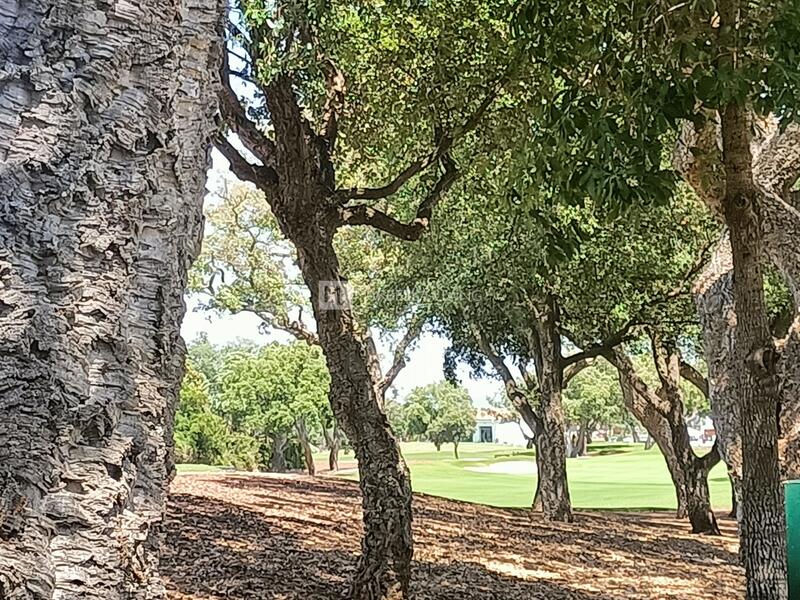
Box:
464;460;538;475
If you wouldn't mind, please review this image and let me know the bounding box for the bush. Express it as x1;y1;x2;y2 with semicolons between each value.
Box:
173;411;231;465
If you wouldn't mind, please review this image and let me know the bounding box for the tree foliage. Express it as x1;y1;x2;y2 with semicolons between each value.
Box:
175;340;333;473
398;382;476;457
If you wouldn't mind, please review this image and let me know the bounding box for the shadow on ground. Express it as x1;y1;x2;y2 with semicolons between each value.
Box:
162;474;744;600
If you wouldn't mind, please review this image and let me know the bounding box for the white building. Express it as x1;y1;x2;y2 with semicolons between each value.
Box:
472;409;533;446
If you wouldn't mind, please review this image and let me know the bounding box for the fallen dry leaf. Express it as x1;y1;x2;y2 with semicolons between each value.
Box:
161;473;744;600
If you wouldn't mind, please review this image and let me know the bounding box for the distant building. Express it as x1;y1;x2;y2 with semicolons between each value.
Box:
472;408;532;446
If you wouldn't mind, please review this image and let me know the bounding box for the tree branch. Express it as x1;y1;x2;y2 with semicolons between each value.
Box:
604;348;672;416
379;318;424;394
679;360;709;398
563;357;595;386
220;50;279;169
699;438;722;471
337;154;458;240
334;58;517;203
561;322;636;367
275;314;319;346
320;58;346;147
215;134;277;187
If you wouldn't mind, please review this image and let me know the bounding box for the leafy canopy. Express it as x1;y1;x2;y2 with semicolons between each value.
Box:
398;381;476;453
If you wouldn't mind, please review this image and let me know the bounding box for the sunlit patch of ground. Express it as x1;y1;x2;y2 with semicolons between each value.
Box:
162;473;743;600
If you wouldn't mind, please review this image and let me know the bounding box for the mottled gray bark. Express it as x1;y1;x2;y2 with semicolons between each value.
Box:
612;351;688;518
0;1;221;598
719;96;787;599
693;236;743;518
678;116;800;485
533;298;573;522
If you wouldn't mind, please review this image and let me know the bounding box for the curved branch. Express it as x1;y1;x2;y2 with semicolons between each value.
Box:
563;357;595;386
561;322;637;367
604;348;672;416
699;438;722;472
679;360;709;398
337;154;458;240
473;329;542;432
220;50;278;168
214;134;278;187
334;57;518;203
379;318;424;394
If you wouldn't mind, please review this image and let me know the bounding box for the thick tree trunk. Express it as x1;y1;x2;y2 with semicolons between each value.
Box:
677;114;800;486
307;255;412;599
295;419;316;476
269;434;289;472
693;238;744;521
719;99;787;598
611;346;719;532
0;1;220;598
671;427;719;534
534;298;573;522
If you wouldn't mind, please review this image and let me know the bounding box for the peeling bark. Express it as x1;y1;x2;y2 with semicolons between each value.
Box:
0;1;221;598
719;98;787;598
533;299;573;523
225;75;413;599
693;236;743;518
678;116;800;484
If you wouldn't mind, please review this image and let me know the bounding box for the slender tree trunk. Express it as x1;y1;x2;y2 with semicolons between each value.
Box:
453;441;460;460
576;422;589;457
532;435;544;512
534;297;573;522
295;419;316;476
650;336;721;535
614;359;688;518
632;426;642;444
328;424;341;472
0;1;220;598
269;434;289;472
260;76;412;599
644;433;656;450
719;97;787;597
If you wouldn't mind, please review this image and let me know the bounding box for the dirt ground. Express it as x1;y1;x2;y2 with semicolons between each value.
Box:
162;473;744;600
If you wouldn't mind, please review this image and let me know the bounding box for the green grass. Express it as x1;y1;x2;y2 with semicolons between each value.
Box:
176;463;222;473
328;442;732;511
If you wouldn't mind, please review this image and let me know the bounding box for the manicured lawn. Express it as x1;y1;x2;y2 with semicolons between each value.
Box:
330;441;733;511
